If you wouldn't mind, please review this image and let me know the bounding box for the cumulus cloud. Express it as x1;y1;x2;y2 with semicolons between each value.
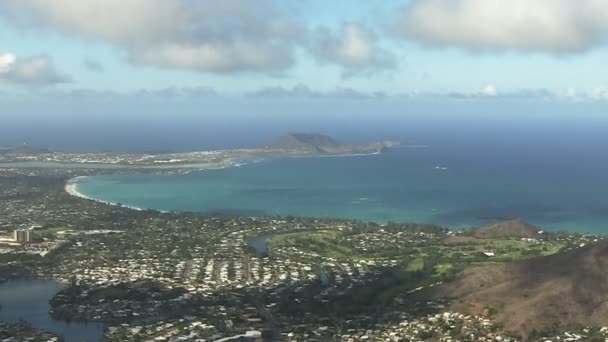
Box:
440;86;608;102
249;84;386;100
553;87;608;102
397;0;608;53
65;86;218;100
588;87;608;101
311;23;395;73
134;86;218;99
0;53;17;72
0;0;303;73
0;52;71;86
446;84;499;99
480;84;497;97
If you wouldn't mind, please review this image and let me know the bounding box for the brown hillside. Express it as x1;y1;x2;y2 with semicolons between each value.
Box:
472;219;542;239
442;235;482;245
416;241;608;339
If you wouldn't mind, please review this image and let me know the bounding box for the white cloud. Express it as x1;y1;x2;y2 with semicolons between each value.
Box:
481;85;498;97
554;86;608;102
0;53;17;72
0;0;303;73
439;86;608;102
130;42;294;73
63;86;219;100
397;0;608;53
311;23;395;73
446;84;499;98
250;85;608;102
589;86;608;101
249;84;386;100
0;53;70;86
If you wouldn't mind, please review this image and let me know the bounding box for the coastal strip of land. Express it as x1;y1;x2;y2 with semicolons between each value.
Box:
0;133;400;173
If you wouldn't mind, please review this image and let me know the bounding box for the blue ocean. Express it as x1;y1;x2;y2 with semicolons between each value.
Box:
75;131;608;234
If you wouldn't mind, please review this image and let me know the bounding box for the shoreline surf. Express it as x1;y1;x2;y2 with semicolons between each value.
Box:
65;176;147;212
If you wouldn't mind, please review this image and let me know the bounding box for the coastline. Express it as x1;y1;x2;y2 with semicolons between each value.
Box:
62;151;382;211
62;156;253;210
65;176;147;212
62;157;266;211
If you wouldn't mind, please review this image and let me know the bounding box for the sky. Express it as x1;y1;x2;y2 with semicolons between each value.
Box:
2;0;608;150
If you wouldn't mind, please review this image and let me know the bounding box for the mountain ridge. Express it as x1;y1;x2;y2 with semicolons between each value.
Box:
266;133;399;155
414;240;608;339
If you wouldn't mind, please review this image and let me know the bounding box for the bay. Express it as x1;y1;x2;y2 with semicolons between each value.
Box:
74;143;608;234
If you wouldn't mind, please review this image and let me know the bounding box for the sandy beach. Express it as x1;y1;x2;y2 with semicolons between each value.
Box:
64;176;145;211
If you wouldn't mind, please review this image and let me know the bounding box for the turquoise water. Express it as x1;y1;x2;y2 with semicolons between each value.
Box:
75;145;608;234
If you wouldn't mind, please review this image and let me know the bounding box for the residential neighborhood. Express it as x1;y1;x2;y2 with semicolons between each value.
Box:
0;167;605;341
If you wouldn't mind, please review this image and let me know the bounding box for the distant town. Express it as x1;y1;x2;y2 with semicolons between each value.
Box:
0;133;399;172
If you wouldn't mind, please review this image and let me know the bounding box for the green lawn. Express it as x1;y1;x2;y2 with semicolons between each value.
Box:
269;230;565;278
269;230;357;259
406;257;425;271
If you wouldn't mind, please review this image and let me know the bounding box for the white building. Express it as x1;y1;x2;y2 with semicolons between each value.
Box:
14;229;31;243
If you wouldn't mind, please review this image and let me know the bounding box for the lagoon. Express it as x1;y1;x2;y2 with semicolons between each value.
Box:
0;279;105;342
